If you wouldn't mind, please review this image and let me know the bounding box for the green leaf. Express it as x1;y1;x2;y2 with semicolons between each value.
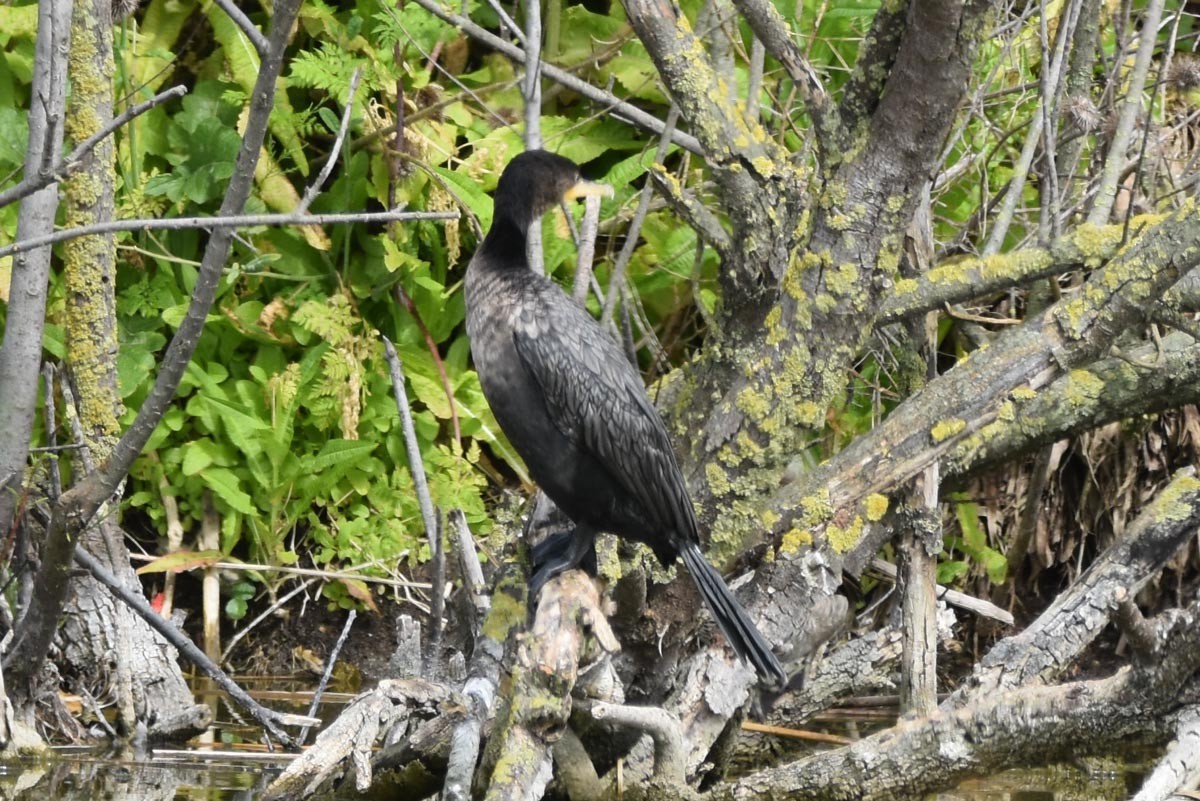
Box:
201;467;256;514
307;439;377;472
196;395;271;457
181;441;216;476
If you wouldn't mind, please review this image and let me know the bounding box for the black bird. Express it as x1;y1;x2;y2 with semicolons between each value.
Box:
465;150;787;686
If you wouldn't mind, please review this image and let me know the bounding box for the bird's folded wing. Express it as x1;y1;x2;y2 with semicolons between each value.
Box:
511;293;697;538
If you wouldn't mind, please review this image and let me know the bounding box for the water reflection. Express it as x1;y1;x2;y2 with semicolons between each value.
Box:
0;751;1144;801
0;750;285;800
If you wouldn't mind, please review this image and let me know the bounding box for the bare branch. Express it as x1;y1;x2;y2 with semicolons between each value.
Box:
0;0;71;533
381;337;440;558
0;85;187;211
601;107;678;329
1087;0;1166;225
0;209;456;260
731;0;844;157
210;0;269;57
571;194;604;305
298;69;361;214
409;0;703;156
522;0;544;275
945;331;1200;479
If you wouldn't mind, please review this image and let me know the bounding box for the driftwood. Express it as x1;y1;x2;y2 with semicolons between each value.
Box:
725;599;1199;801
261;678;456;800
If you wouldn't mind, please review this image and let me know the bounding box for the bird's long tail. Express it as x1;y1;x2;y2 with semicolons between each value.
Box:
680;541;787;687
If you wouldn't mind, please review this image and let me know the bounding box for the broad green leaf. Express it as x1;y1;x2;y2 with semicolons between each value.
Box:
201;467;257;515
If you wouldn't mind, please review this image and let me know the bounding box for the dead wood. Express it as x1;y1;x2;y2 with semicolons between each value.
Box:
948;467;1200;702
481;571;620;801
722;598;1200;801
262;678;456;801
1133;706;1200;801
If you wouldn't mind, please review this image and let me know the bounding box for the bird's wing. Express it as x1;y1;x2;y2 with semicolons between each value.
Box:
512;289;696;538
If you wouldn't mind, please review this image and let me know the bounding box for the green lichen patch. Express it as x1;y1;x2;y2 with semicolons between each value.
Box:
481;582;526;643
779;527;812;555
865;493;889;522
826;515;863;553
931;418;967;442
1063;369;1104;407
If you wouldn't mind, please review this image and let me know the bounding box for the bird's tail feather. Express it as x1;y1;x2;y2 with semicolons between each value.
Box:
680;542;787;687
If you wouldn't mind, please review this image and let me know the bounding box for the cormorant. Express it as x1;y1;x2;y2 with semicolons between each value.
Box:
465;150;786;686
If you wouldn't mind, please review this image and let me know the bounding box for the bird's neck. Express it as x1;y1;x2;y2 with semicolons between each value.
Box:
480;213;532;267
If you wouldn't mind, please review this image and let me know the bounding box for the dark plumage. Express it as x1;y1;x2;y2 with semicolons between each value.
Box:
465;150;786;686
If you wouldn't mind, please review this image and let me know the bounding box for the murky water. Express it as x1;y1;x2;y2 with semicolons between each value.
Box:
0;749;287;800
0;751;1146;800
0;688;1148;800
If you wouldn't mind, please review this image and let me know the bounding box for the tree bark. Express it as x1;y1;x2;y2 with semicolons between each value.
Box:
0;0;70;535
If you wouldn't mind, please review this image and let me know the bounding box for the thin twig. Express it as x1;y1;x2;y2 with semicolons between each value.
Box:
130;551;431;590
298;69;362;213
221;578;319;663
73;545;313;747
298;609;357;745
571;194;603;305
210;0;269;57
1087;0;1166;225
408;0;703;156
485;0;526;44
0;209;457;259
1037;0;1083;243
740;720;854;745
869;558;1014;626
381;336;440;556
0;85;188;210
600;107;678;328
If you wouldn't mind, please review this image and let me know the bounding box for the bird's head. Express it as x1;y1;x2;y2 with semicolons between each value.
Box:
494;150;613;228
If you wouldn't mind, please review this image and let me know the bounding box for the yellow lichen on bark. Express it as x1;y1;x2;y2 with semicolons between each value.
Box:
64;0;122;460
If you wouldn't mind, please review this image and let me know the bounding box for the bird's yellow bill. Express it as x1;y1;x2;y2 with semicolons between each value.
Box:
564;179;614;201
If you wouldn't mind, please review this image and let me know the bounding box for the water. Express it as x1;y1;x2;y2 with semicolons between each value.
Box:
0;750;1145;800
0;749;287;800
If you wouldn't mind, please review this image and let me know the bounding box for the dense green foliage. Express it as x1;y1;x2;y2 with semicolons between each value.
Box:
0;0;1188;612
0;0;739;610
